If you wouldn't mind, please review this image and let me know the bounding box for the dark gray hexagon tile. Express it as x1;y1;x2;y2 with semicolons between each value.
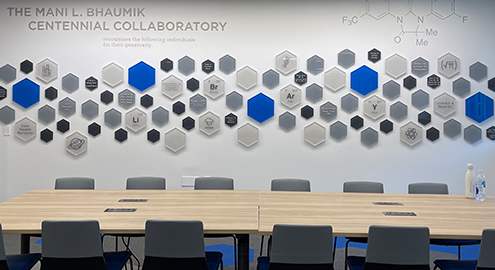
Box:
380;119;393;134
427;74;441;89
141;94;154;108
57;119;70;133
40;128;53;143
115;128;128;143
20;60;33;74
101;90;114;104
0;86;6;101
427;127;440;142
45;87;58;101
147;129;160;143
88;122;101;137
350;115;364;130
368;48;381;63
160;58;173;72
85;76;98;91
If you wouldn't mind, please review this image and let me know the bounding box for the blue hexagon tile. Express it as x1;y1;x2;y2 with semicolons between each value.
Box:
13;78;40;109
247;93;274;124
350;65;378;96
128;61;155;91
465;92;494;123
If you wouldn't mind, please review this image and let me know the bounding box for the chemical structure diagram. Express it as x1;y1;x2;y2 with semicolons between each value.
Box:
342;0;468;46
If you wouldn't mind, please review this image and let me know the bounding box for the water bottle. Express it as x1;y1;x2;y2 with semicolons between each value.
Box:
476;169;486;201
465;164;475;199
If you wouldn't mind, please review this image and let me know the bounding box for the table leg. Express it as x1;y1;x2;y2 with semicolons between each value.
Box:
21;234;30;254
237;234;249;270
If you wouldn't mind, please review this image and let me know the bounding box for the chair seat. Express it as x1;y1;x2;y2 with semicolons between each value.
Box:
346;237;368;244
103;251;132;270
206;251;223;270
430;239;481;246
348;256;430;270
347;256;365;270
434;259;478;270
257;256;270;270
5;254;41;270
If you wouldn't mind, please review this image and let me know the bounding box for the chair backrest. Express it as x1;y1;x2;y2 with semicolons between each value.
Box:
194;177;234;190
343;181;384;193
126;177;166;190
365;225;430;269
0;224;7;267
408;182;449;194
41;220;105;270
143;220;207;270
54;177;95;190
271;179;311;192
477;229;495;269
269;224;333;269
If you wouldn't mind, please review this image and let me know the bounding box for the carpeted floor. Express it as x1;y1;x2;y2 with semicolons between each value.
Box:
3;234;467;270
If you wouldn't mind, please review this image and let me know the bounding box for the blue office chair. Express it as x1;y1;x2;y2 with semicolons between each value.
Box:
40;220;131;270
0;224;41;270
347;225;430;270
142;220;223;270
434;228;495;270
408;182;481;259
257;224;333;270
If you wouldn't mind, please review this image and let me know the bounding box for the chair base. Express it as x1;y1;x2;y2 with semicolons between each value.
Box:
433;259;478;270
4;253;41;270
347;256;430;270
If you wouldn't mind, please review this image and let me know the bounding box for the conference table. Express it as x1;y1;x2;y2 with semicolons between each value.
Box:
0;190;259;270
1;190;495;270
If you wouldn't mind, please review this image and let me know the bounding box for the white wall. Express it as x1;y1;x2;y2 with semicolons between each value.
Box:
1;0;494;200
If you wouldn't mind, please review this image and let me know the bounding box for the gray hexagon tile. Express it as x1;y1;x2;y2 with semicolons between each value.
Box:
280;85;301;108
162;75;183;100
324;67;346;92
125;108;147;132
226;91;243;111
38;105;55;124
411;57;429;78
341;93;359;113
165;128;187;152
62;73;79;93
81;100;98;120
464;125;482;144
118;89;135;109
400;121;422;146
363;95;386;120
307;55;324;75
361;127;378;147
102;62;124;87
390;102;408;122
190;94;207;113
276;50;297;75
0;64;16;84
178;56;195;76
320;102;337;122
385;54;407;79
279;111;296;131
453;78;471;98
152;107;169;127
306;83;323;103
338;49;355;69
59;97;76;117
199;111;220;136
237;66;257;91
66;132;87;157
412;90;430;110
14;117;36;142
0;106;15;125
438;53;460;78
444;119;462;139
104;108;122;128
304;122;326;147
238;123;259;148
469;62;488;82
383;80;401;100
36;58;58;83
204;75;225;100
330;121;347;141
219;54;236;74
262;69;280;89
434;93;456;118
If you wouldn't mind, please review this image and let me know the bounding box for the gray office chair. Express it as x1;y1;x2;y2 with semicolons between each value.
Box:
342;181;384;270
142;220;223;270
0;223;41;270
262;179;311;257
41;220;131;270
347;225;430;270
54;177;95;189
126;177;166;190
408;182;480;259
434;228;495;270
257;224;334;270
194;177;236;269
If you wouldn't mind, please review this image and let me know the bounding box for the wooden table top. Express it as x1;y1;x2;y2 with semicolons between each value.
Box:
0;190;260;234
259;191;495;239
